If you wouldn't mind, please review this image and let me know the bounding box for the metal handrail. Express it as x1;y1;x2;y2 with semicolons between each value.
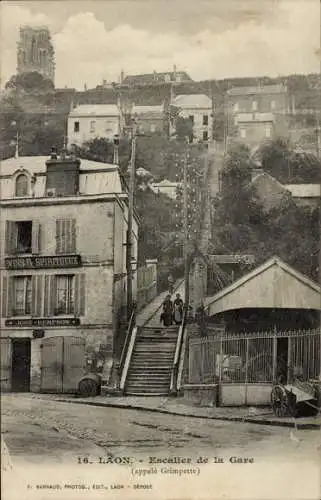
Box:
118;305;136;378
169;309;187;394
176;312;189;393
119;326;138;391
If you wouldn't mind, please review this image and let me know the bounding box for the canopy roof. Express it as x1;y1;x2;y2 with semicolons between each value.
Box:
205;257;320;316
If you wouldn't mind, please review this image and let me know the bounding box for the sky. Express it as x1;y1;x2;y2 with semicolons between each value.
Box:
1;0;320;90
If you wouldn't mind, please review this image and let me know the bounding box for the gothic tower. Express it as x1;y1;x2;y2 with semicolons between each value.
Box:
17;25;55;84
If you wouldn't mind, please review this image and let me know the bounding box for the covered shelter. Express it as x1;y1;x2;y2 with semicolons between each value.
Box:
205;256;320;331
187;257;320;406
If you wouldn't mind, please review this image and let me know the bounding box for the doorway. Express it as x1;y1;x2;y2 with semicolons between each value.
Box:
11;338;31;392
276;337;288;384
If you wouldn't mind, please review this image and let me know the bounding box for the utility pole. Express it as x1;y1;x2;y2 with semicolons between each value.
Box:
183;149;190;314
126;122;136;320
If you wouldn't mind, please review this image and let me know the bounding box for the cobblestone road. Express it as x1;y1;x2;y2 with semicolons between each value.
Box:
2;394;320;464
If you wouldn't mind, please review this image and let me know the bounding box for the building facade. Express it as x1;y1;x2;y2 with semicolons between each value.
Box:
67;104;121;147
0;152;138;393
132;103;165;135
171;94;213;143
227;84;289;147
17;25;55;83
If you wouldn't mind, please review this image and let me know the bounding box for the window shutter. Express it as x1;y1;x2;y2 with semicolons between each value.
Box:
32;222;41;254
5;221;15;255
74;273;85;316
44;275;56;316
70;219;76;253
1;276;8;317
56;220;63;254
32;275;43;317
7;278;14;317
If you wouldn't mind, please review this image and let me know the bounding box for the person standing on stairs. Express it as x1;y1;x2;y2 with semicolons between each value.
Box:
161;294;173;326
173;293;184;325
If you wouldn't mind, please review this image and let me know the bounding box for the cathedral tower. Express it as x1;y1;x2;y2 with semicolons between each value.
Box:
17;25;55;84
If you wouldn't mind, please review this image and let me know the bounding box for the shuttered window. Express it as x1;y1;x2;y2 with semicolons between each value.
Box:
56;219;76;254
43;273;85;317
31;275;43;317
5;220;41;255
12;276;32;316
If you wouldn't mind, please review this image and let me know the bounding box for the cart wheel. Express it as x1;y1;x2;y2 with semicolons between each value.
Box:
78;378;100;397
271;385;291;417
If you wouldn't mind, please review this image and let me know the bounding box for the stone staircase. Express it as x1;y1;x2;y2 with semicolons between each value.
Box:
124;325;179;396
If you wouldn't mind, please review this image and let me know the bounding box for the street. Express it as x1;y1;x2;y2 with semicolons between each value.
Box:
2;394;321;500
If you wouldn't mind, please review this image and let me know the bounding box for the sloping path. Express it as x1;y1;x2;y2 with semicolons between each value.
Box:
136;279;184;327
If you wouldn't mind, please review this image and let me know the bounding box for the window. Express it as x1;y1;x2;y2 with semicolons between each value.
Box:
203;115;209;126
15;174;29;197
265;125;272;137
233;102;239;112
150;124;156;133
252;101;258;111
13;276;32;316
90;120;96;133
74;121;80;133
203;130;209;141
271;100;276;110
188;115;194;124
240;128;246;138
55;275;75;315
15;221;32;254
56;219;76;254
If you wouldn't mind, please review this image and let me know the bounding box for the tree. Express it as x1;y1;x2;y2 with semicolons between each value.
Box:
257;138;321;184
5;72;54;93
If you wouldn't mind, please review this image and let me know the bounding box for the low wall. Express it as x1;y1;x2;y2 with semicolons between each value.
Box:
183;384;218;407
219;384;273;406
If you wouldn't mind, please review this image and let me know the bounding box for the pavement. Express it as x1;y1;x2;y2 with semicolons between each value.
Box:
30;392;321;429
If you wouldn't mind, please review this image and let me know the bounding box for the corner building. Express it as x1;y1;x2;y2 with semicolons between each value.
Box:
0;152;138;392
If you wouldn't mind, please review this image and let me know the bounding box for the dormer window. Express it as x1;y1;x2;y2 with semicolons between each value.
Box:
15;174;29;197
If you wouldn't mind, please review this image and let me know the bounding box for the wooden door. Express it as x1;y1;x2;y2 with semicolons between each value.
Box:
62;336;86;393
0;338;12;392
40;337;63;393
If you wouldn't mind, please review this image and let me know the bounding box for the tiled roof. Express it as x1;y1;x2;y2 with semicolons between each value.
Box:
172;94;212;109
133;104;164;115
227;84;287;96
285;184;320;198
69;104;120;117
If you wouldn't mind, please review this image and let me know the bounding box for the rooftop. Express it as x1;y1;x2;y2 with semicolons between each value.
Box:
133;104;164;115
284;184;321;198
172;94;212;109
69;104;120;117
122;71;192;85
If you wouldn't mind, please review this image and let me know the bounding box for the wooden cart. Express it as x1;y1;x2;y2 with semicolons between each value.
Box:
271;379;321;417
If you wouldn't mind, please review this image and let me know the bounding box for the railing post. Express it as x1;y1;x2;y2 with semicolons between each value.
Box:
244;338;249;405
287;336;292;385
272;336;277;382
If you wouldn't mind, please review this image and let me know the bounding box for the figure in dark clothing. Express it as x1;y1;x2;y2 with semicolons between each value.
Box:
173;293;184;325
161;294;173;326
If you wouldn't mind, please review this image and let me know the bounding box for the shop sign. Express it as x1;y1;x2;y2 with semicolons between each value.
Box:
5;318;80;327
5;255;81;270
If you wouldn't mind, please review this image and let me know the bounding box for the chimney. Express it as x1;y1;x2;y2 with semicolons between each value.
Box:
102;79;107;88
46;147;80;196
84;83;87;91
120;69;124;84
153;70;157;81
173;64;177;81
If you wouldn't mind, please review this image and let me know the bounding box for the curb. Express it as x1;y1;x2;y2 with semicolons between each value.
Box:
54;398;320;429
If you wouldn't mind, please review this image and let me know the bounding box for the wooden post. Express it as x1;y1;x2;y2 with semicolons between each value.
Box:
244;338;249;405
126;126;136;320
183;151;190;313
287;336;292;385
272;336;277;382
